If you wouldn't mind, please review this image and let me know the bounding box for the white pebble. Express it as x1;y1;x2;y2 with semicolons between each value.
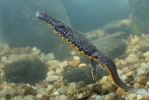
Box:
77;93;83;99
47;71;54;76
137;68;145;76
125;54;139;64
121;75;127;81
137;95;142;99
143;51;149;56
53;91;59;95
36;94;42;99
117;69;123;75
92;95;104;100
70;82;76;89
136;88;147;94
146;81;149;86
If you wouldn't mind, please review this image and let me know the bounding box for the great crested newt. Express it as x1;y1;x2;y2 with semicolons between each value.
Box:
36;12;134;90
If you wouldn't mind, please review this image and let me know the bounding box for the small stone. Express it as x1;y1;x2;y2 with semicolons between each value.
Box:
36;94;42;99
46;75;60;83
67;56;80;67
137;95;142;99
137;68;145;76
125;54;139;64
54;95;68;100
146;81;149;86
57;87;66;95
66;88;76;95
127;94;137;99
44;53;55;61
76;81;85;89
41;95;50;100
138;78;149;86
102;81;112;90
136;88;147;94
117;69;123;76
131;36;140;45
78;63;87;67
24;86;37;96
126;71;134;76
47;60;60;69
121;75;128;81
143;51;149;56
55;68;64;75
116;89;128;96
93;95;103;100
104;93;115;100
100;76;108;84
145;55;149;62
53;91;59;95
77;93;83;99
70;50;76;55
69;82;76;89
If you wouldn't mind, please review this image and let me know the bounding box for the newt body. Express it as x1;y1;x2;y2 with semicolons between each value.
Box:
36;12;133;90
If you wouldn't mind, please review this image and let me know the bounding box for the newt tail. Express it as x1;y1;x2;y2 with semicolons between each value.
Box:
36;12;134;90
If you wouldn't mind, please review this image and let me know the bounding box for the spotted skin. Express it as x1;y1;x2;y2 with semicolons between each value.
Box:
36;12;134;90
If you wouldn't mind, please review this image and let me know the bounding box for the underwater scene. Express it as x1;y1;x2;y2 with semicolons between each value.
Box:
0;0;149;100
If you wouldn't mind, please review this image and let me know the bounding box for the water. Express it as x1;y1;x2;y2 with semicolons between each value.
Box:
0;0;149;99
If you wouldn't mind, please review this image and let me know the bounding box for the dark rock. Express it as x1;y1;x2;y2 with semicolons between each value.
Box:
5;94;12;100
62;65;108;84
92;37;127;60
4;59;48;85
103;21;130;34
138;46;149;53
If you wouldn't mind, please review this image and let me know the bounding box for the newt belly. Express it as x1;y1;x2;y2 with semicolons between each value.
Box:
36;12;133;90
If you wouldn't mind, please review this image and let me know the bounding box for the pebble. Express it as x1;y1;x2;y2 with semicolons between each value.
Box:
55;68;64;75
143;51;149;56
67;56;80;67
77;93;83;99
100;76;108;84
76;81;85;89
126;71;134;76
125;54;139;64
136;88;147;95
53;91;59;95
137;95;142;99
54;95;68;100
121;75;128;81
47;60;60;68
131;36;140;45
140;62;149;69
78;63;87;67
46;75;60;83
117;69;123;75
145;55;149;62
104;93;115;100
69;82;76;89
44;52;55;61
146;81;149;86
137;68;145;75
94;95;104;100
